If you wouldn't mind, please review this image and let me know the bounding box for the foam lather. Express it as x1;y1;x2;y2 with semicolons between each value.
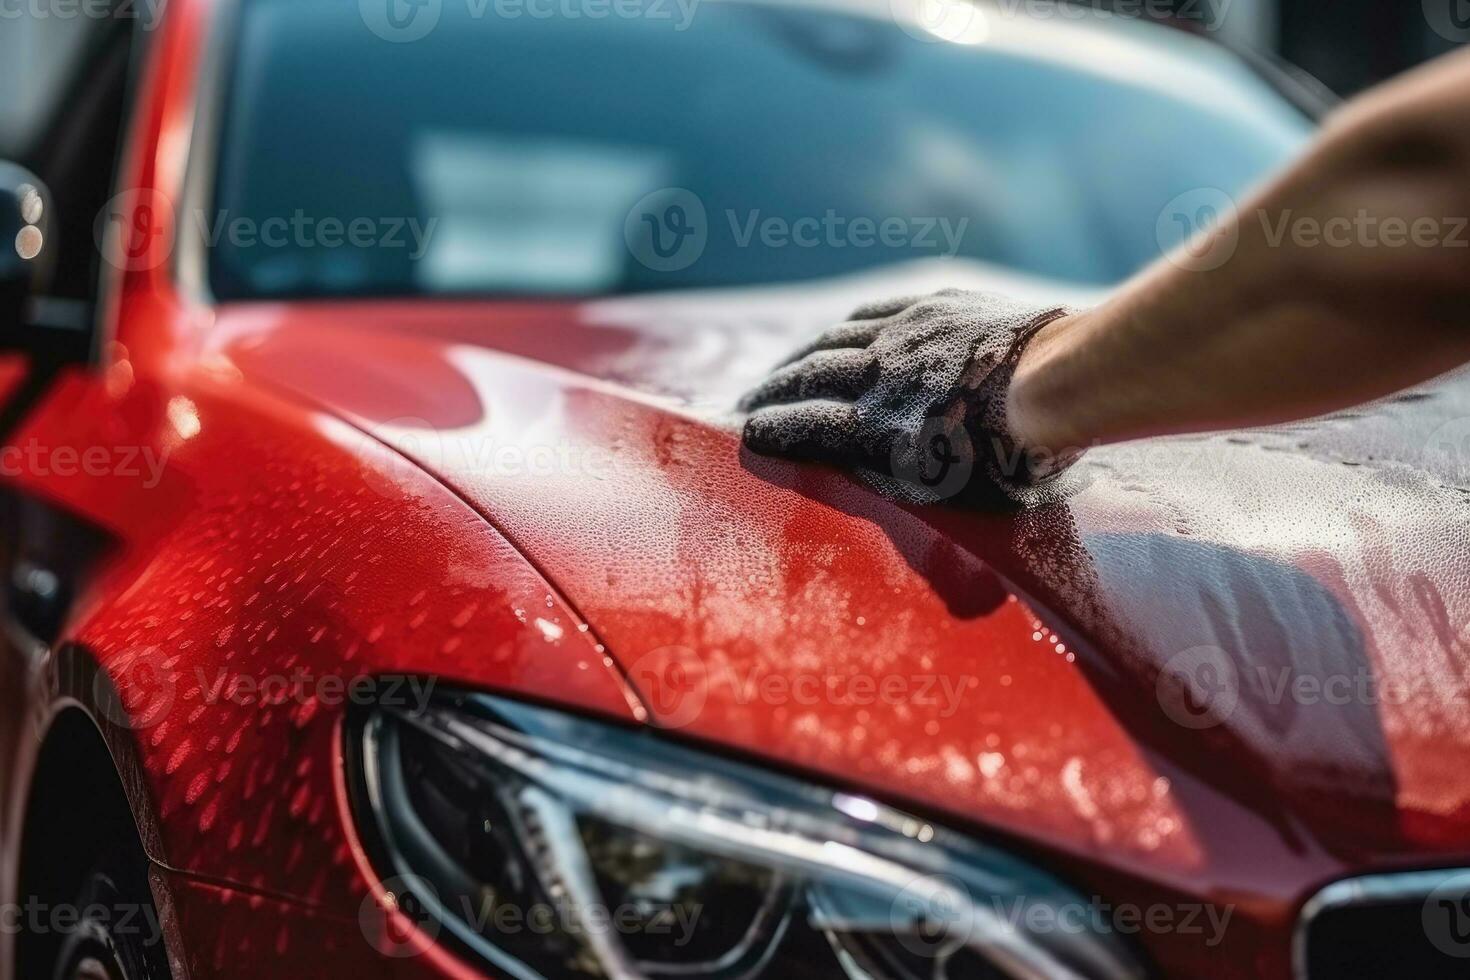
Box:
740;289;1078;509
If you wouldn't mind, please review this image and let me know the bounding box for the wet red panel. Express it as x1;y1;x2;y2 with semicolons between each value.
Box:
157;869;477;980
6;358;641;918
216;291;1470;979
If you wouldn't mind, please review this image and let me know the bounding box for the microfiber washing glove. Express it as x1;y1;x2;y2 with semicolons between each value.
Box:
740;289;1078;509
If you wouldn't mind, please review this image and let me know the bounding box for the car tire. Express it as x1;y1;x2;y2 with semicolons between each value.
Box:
50;870;170;980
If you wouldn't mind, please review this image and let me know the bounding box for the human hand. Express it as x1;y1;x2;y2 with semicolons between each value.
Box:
740;289;1077;508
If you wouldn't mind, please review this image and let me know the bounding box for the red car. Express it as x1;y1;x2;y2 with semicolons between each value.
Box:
2;1;1468;978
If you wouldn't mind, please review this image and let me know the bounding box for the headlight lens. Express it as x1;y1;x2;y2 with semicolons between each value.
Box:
349;694;1142;980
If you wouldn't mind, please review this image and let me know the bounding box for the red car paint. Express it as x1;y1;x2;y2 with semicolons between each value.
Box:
4;0;1470;977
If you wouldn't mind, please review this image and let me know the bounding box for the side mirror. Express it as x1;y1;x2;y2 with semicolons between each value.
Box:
0;162;53;334
0;162;90;366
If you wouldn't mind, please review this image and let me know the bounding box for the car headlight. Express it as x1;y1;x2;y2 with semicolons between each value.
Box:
348;693;1142;980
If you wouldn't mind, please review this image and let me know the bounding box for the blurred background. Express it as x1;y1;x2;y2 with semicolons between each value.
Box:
0;0;1464;289
3;0;1466;170
11;0;1470;169
1209;0;1469;96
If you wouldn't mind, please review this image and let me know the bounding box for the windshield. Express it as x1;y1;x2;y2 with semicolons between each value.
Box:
206;0;1311;300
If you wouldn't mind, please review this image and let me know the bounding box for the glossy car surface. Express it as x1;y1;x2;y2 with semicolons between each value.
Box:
3;1;1469;978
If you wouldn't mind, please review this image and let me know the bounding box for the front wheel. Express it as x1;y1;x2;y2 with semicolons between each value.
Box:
50;870;170;980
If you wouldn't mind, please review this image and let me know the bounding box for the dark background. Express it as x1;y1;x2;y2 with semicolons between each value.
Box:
1172;0;1470;95
1278;0;1467;94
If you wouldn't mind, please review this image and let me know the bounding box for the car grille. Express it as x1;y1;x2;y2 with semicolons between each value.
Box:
1295;869;1470;979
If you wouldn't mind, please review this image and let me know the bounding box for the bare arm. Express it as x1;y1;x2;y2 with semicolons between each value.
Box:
740;50;1470;505
1007;49;1470;456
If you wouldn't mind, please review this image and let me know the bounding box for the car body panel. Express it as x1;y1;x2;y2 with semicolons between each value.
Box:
6;338;645;887
207;274;1470;975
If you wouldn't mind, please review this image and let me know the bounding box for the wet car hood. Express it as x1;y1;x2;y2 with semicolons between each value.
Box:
218;259;1470;902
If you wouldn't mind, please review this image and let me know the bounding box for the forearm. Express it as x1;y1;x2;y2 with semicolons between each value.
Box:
1008;50;1470;455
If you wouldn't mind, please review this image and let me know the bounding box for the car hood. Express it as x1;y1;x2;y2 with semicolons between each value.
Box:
215;259;1470;904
